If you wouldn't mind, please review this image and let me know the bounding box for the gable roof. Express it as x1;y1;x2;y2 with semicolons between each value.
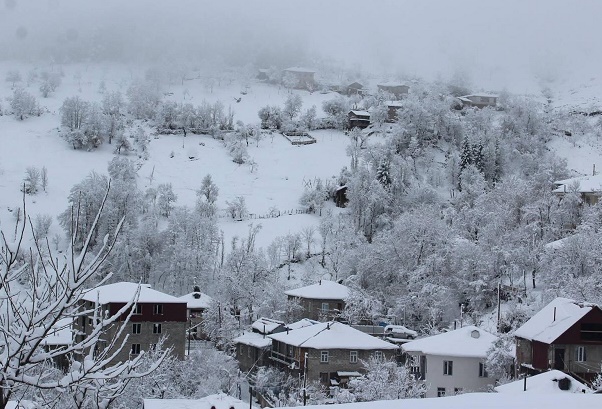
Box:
495;370;591;394
349;110;370;117
82;282;184;304
284;280;350;300
553;173;602;194
287;318;321;330
401;326;497;358
514;297;596;344
252;317;285;334
233;331;272;349
178;291;213;309
269;321;398;350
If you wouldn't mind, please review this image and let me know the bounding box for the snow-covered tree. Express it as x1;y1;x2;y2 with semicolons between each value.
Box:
5;70;21;88
9;88;39;120
283;94;303;120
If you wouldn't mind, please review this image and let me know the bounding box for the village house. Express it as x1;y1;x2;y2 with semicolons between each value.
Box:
343;81;366;96
143;393;254;409
256;68;269;81
282;67;316;90
401;325;498;398
457;93;498;108
75;282;187;365
377;82;410;100
179;286;213;340
386;101;403;122
285;280;350;321
41;317;73;371
234;317;286;373
553;173;602;205
514;297;602;383
269;321;399;387
347;110;371;129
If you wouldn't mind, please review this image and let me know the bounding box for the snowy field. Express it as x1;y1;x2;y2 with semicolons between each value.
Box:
0;63;348;250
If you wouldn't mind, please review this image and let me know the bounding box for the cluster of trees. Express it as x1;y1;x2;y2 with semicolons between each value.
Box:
258;94;317;132
156;99;234;134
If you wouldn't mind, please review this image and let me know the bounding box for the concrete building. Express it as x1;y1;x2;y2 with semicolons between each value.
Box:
179;287;213;340
285;280;350;321
269;321;398;386
75;282;187;365
401;326;498;397
457;94;498;108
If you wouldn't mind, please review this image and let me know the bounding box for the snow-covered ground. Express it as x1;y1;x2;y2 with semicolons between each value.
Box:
0;63;348;251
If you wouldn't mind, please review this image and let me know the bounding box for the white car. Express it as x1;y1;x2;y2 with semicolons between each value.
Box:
383;325;418;339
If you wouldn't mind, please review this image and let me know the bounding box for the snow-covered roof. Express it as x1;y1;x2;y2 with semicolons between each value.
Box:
178;291;213;310
495;370;591;394
284;67;315;73
553;173;602;193
143;393;254;409
377;82;408;88
82;282;184;304
277;392;600;409
252;317;285;334
41;317;73;346
284;280;350;300
460;93;498;99
402;326;497;358
514;297;595;344
287;318;320;330
268;321;398;350
386;101;403;108
349;110;370;117
233;331;272;349
6;401;35;409
544;236;573;250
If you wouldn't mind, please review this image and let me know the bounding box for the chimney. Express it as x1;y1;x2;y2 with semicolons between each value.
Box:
327;322;331;330
553;307;556;321
319;280;322;285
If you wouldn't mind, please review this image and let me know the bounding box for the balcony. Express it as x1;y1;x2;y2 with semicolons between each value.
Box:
270;350;299;369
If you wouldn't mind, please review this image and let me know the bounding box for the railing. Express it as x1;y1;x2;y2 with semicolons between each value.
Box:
270;350;299;368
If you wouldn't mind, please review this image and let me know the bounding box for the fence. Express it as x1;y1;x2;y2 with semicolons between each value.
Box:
219;208;313;220
281;131;317;145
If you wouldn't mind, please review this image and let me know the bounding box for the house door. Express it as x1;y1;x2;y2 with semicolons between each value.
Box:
554;348;565;370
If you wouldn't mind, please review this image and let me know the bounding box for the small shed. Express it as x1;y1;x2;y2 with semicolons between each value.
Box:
348;110;370;129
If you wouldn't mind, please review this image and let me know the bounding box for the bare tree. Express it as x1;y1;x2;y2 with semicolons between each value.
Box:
0;190;166;409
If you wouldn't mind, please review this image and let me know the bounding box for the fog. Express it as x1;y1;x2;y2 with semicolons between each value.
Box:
1;0;601;91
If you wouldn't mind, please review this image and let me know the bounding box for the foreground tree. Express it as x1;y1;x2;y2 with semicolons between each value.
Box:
0;191;166;409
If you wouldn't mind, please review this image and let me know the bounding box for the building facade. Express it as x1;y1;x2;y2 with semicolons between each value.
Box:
285;280;350;321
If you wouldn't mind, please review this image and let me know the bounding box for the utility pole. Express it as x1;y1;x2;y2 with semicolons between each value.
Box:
497;283;501;332
303;352;308;406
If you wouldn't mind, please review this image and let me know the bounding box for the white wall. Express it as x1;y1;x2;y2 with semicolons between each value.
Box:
423;354;493;398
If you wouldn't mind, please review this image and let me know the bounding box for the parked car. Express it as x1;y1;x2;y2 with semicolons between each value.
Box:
384;325;417;339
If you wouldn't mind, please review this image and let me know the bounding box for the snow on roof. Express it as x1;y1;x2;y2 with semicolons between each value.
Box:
553;173;602;193
233;331;272;349
143;393;254;409
495;370;591;394
457;96;472;103
461;93;499;98
284;67;315;73
41;317;73;346
82;282;184;304
377;82;408;88
401;326;497;358
252;317;285;334
514;297;595;344
178;291;213;310
277;392;600;409
386;101;403;107
349;110;370;117
284;280;350;300
268;321;398;350
287;318;320;330
544;236;573;250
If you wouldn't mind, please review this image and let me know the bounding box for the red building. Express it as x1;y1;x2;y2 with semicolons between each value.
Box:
514;297;602;383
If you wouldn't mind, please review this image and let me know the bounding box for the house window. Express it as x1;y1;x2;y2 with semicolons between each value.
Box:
373;351;383;362
132;323;141;334
133;304;142;315
153;323;162;334
576;346;587;362
479;362;488;377
131;343;141;355
320;351;329;363
319;372;329;383
454;388;463;395
581;323;602;341
443;360;453;376
321;302;329;312
437;387;446;397
239;346;244;356
350;351;358;364
153;304;163;315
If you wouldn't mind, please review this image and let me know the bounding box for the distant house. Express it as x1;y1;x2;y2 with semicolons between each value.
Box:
377;83;410;100
348;110;371;129
41;317;73;371
143;393;254;409
269;321;399;386
285;280;350;321
401;326;498;398
75;282;187;365
335;185;348;208
179;287;213;340
282;67;316;91
553;173;602;205
495;369;591;394
457;94;498;108
256;69;269;81
344;81;366;96
514;297;602;383
385;101;403;122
